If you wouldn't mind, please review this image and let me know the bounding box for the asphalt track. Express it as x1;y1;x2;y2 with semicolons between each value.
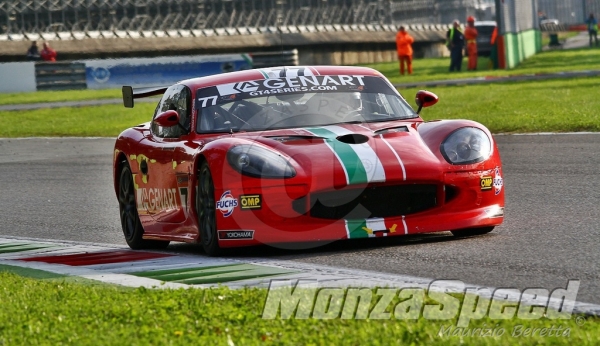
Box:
1;134;599;304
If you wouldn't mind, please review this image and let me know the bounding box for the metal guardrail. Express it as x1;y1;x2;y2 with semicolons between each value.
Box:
0;23;450;42
35;62;87;91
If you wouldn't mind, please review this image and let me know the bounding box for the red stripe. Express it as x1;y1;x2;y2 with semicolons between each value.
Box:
20;250;172;266
368;136;405;181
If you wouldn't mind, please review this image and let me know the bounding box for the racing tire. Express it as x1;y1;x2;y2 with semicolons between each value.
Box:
118;163;170;250
197;162;222;256
451;226;494;237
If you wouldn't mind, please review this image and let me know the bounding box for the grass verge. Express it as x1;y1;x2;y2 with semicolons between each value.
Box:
368;47;600;84
0;48;599;106
0;272;598;345
0;88;121;106
1;77;599;137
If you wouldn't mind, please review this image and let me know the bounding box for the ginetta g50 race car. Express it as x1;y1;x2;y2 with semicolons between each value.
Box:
113;66;504;256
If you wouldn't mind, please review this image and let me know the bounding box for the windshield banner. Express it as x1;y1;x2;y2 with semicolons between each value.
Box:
195;75;394;109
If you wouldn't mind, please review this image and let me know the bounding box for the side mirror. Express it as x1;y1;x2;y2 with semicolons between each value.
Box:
154;110;180;127
415;90;439;114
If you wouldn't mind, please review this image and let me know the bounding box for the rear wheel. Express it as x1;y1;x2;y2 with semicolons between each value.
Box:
197;162;222;256
118;163;170;250
451;226;494;237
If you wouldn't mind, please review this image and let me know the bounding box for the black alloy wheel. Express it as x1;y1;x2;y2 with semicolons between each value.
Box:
118;162;170;250
197;162;222;256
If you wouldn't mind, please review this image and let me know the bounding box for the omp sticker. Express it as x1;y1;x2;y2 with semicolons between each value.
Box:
240;195;262;210
218;230;255;240
216;190;238;217
480;176;493;191
305;126;385;185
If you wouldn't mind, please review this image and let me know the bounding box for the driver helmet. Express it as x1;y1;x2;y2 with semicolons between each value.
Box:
348;92;363;111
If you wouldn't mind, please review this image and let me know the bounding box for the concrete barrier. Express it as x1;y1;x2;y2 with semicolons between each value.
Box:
0;62;36;92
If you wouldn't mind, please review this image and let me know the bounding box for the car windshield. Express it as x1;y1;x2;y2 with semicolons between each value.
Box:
195;75;417;133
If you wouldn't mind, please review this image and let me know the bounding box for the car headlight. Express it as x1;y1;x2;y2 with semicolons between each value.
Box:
227;144;296;178
440;127;492;165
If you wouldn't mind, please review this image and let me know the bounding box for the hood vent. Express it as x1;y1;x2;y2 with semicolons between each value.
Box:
336;133;369;144
373;126;409;136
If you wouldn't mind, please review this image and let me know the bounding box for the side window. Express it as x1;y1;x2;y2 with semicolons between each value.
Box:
151;85;191;138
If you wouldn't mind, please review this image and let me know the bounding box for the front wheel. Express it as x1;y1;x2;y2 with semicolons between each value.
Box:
451;226;494;237
118;162;170;250
197;162;222;256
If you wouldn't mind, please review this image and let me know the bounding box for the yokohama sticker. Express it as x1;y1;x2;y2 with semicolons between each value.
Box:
216;190;238;217
218;230;255;240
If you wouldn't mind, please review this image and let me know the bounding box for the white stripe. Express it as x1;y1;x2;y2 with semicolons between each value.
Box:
344;220;350;239
321;126;386;183
305;128;350;185
402;215;408;235
379;134;406;180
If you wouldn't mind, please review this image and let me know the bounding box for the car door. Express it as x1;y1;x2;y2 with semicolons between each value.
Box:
143;84;193;224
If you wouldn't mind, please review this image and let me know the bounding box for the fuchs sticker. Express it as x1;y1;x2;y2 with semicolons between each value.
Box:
240;194;262;210
493;167;503;195
216;190;238;217
218;230;254;240
480;176;493;191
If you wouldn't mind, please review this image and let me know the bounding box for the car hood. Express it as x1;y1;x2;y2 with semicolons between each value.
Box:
228;123;444;189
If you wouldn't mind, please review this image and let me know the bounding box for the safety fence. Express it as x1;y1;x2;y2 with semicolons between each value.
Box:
538;0;600;26
0;0;494;36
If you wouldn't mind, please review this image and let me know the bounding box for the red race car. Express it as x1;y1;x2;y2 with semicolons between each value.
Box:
114;66;504;256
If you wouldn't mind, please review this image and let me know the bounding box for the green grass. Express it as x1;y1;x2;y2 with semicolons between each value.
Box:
0;272;598;345
0;103;154;137
369;47;600;84
1;77;598;137
0;88;121;106
405;77;600;133
1;48;600;137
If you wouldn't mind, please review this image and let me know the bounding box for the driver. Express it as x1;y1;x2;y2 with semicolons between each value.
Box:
305;92;363;119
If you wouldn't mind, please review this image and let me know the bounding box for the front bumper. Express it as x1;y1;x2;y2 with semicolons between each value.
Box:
214;167;504;247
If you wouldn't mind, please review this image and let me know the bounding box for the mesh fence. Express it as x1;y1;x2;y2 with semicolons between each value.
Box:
1;0;597;35
538;0;600;25
0;0;492;34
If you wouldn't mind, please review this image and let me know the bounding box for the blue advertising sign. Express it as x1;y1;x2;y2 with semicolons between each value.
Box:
78;54;252;89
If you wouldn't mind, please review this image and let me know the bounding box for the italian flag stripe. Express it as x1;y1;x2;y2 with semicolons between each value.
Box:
305;126;385;185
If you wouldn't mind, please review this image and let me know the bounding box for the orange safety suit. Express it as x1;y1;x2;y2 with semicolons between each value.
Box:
464;25;478;70
396;31;414;75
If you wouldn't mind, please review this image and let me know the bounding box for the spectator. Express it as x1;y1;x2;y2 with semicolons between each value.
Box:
488;26;499;70
395;26;414;75
26;41;40;61
464;16;478;71
586;13;598;47
446;20;465;72
40;42;57;62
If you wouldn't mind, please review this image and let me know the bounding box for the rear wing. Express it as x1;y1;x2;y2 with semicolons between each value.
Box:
122;86;168;108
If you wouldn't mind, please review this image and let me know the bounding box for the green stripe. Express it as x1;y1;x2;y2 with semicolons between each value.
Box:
306;127;368;184
0;243;56;254
0;264;66;279
346;219;370;239
258;69;269;78
132;264;296;285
